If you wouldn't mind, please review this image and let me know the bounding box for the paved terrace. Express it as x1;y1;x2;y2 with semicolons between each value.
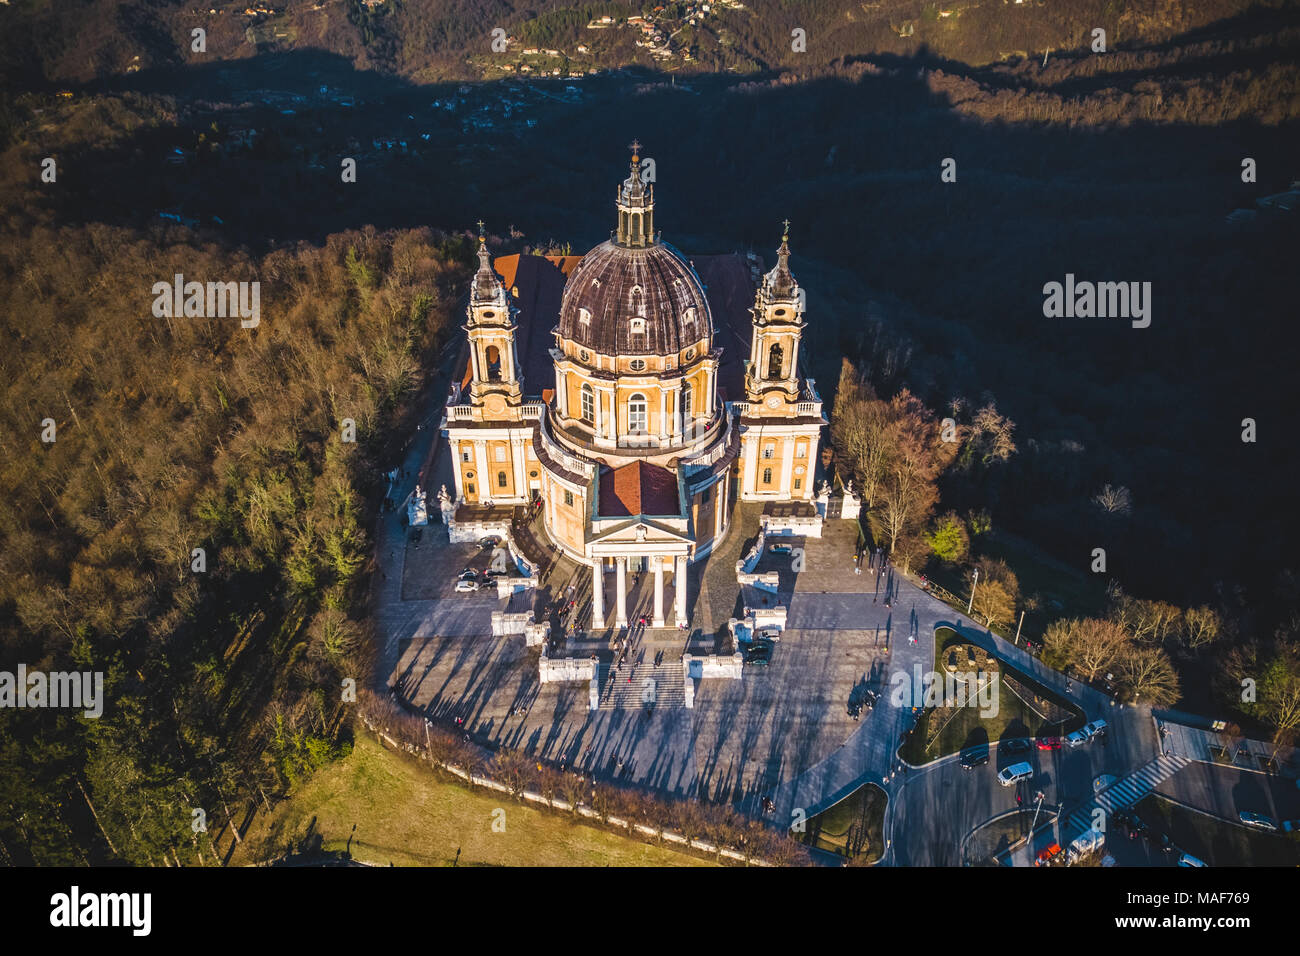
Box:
384;492;948;811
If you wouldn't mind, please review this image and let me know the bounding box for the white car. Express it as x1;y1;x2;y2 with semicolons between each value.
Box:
1065;729;1090;748
1178;853;1206;867
1238;810;1278;830
997;762;1034;786
454;578;480;592
1083;719;1108;738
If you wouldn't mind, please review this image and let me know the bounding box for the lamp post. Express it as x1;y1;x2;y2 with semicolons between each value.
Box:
967;567;979;615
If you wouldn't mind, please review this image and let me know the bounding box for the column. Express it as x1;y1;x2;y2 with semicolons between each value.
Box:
652;556;665;627
674;555;688;627
606;388;617;442
594;385;603;436
474;441;489;502
615;557;628;627
658;389;667;442
591;560;605;629
780;437;795;498
556;368;567;419
670;385;681;441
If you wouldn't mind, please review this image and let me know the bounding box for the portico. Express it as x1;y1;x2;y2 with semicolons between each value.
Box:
588;529;691;631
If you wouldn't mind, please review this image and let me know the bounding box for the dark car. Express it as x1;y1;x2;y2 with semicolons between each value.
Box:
744;642;774;666
1001;738;1032;755
959;747;990;770
410;527;423;545
768;542;793;555
479;536;501;549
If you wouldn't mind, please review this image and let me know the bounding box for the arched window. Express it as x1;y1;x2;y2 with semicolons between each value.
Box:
682;382;692;424
628;393;648;434
581;384;594;423
497;471;508;488
485;344;502;381
762;467;773;485
767;342;784;380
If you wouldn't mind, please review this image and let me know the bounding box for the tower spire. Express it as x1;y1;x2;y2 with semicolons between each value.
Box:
615;141;655;247
766;220;796;298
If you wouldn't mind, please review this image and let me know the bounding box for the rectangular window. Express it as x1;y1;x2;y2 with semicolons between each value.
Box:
498;471;508;488
796;442;807;458
467;483;475;496
794;478;802;490
564;490;574;507
494;445;507;462
762;445;774;460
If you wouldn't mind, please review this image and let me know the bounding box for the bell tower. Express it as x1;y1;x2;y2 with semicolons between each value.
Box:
746;222;803;406
466;223;523;412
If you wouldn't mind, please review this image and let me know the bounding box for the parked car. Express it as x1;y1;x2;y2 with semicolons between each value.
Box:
959;746;989;770
768;542;793;555
744;642;773;666
410;527;423;545
1178;853;1206;867
1065;729;1090;748
454;578;479;593
753;627;782;642
1083;719;1109;739
1037;736;1063;751
1000;738;1031;756
1238;811;1278;831
479;536;501;549
997;762;1034;786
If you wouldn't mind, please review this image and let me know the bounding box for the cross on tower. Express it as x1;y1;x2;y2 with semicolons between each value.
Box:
782;218;791;237
476;219;485;237
628;139;642;161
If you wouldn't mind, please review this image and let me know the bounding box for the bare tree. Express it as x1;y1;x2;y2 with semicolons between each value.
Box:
1092;483;1133;516
1115;645;1180;707
1043;617;1132;682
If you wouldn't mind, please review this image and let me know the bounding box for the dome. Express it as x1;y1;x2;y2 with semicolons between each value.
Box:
557;239;713;356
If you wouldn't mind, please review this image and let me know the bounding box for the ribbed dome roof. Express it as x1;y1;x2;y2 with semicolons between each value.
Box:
557;240;712;356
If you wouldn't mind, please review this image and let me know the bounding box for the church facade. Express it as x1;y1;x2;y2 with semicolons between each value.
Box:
441;146;826;630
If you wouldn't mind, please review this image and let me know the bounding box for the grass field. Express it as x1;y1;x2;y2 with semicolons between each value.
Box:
1135;795;1300;868
230;732;712;867
800;784;887;864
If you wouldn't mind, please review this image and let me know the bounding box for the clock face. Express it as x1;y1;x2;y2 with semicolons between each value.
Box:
765;394;781;409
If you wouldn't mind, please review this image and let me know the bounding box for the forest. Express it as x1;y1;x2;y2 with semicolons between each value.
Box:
0;204;475;861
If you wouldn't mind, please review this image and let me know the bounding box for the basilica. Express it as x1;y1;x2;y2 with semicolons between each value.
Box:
441;145;826;630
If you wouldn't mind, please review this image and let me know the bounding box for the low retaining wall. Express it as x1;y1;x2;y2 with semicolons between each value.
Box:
538;651;598;684
760;512;823;538
685;652;744;680
737;571;780;592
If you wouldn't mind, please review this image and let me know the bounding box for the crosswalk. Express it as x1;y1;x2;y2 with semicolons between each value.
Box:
1061;753;1191;839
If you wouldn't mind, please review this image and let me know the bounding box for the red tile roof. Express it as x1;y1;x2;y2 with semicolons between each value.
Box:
598;460;679;517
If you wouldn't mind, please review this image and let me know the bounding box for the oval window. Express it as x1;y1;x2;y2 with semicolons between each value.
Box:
579;349;590;362
529;470;539;478
684;348;695;361
630;359;646;372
